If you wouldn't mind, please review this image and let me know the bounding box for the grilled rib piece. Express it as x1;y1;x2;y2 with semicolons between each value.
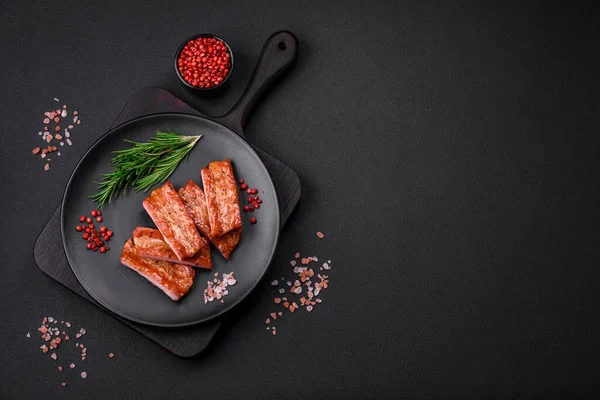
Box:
119;238;195;301
178;180;211;236
142;181;204;260
201;159;242;238
179;179;241;259
131;227;212;269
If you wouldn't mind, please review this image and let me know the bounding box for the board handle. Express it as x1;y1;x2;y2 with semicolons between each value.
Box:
215;30;298;134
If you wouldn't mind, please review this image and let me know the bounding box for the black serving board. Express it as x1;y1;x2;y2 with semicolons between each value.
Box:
33;31;301;357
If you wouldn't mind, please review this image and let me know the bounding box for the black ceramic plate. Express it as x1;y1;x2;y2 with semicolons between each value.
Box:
61;113;280;327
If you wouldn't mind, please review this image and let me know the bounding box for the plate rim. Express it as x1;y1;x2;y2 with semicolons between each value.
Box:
60;112;281;327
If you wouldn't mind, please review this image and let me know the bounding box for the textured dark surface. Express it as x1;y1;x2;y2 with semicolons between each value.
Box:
2;1;600;399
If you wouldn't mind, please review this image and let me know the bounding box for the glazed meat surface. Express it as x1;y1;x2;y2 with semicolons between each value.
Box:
178;180;211;236
179;180;241;259
119;238;195;301
142;181;204;260
131;227;212;269
201;159;242;238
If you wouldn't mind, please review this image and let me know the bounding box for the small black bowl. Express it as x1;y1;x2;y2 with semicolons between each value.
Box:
174;33;234;97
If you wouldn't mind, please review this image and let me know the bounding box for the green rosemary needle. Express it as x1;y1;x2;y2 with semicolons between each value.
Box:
89;130;201;208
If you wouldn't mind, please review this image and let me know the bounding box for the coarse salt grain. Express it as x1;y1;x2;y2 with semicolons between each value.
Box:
70;363;75;368
26;332;30;338
317;231;325;239
51;353;57;360
265;238;333;335
204;272;237;303
109;353;115;358
81;372;87;379
271;280;278;286
61;109;67;118
66;139;72;146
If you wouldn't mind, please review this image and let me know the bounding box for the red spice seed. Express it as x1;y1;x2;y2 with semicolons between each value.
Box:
240;184;248;190
251;189;258;195
79;216;86;222
96;216;103;222
246;189;252;194
86;217;92;224
76;226;83;232
91;210;97;217
238;179;244;184
250;217;257;224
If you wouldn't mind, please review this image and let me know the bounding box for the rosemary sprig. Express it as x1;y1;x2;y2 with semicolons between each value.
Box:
89;130;201;208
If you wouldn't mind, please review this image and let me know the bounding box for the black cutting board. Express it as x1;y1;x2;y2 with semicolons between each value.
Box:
33;86;301;357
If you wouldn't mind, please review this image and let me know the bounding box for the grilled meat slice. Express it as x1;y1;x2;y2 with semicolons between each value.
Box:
179;179;241;259
131;227;212;269
142;181;204;260
201;159;242;238
119;238;195;301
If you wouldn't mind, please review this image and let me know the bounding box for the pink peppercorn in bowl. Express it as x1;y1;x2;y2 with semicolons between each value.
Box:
174;34;234;96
